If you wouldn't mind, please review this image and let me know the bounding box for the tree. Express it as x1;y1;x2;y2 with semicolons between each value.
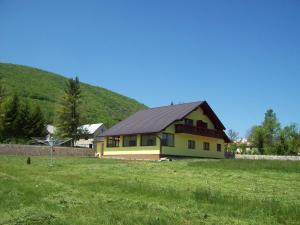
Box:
227;129;239;142
56;77;81;146
0;77;5;104
248;109;299;155
262;109;280;151
14;100;31;139
248;126;266;154
276;124;300;155
0;94;20;141
29;105;47;138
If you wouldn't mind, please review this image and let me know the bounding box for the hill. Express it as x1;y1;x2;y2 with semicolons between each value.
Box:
0;63;146;127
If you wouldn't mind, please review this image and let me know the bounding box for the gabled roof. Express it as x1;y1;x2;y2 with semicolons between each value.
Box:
80;123;104;134
100;101;226;137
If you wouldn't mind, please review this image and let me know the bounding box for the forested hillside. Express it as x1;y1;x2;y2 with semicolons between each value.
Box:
0;63;146;127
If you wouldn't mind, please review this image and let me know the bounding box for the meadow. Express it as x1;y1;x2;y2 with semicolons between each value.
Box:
0;156;299;225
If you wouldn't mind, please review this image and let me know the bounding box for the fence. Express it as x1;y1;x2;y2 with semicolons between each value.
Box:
235;154;300;161
0;144;95;157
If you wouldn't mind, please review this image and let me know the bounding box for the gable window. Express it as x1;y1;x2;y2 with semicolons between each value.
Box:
107;136;120;147
123;135;137;147
197;120;208;129
184;119;194;126
188;140;195;149
162;133;174;147
203;142;210;151
141;134;156;146
217;144;222;152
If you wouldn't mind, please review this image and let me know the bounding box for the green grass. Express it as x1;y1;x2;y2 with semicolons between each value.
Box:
0;63;146;126
0;156;299;225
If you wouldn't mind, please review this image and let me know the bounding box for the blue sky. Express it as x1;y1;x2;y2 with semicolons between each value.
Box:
0;0;299;136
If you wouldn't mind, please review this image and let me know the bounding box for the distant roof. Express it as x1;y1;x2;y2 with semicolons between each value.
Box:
80;123;104;134
100;101;226;137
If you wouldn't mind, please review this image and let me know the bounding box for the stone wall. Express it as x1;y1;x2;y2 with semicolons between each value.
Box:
235;154;300;161
0;144;95;156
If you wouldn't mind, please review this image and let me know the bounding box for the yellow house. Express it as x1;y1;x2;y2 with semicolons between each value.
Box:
96;101;230;160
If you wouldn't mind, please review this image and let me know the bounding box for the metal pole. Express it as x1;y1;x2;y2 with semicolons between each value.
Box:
50;145;53;166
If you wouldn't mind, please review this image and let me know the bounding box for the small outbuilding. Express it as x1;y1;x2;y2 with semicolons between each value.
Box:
75;123;106;148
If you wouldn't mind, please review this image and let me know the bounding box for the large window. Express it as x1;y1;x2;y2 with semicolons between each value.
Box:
203;142;210;151
141;134;156;146
184;119;194;126
162;133;174;147
107;136;120;147
123;135;137;147
217;144;222;152
188;140;195;149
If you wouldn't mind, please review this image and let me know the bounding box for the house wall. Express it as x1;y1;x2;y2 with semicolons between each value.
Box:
76;138;94;148
161;125;225;159
160;107;225;158
185;107;215;129
96;134;160;159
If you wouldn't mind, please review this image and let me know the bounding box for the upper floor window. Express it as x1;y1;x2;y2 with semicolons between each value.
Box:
203;142;210;151
107;136;120;147
184;119;194;126
123;135;137;147
141;134;156;146
197;120;208;129
162;133;174;147
188;140;195;149
217;144;222;152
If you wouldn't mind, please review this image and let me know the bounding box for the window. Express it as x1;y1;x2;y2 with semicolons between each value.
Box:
107;136;120;147
184;119;193;126
203;142;210;151
141;134;156;146
197;120;208;128
162;133;174;147
188;140;195;149
123;135;137;147
217;144;222;152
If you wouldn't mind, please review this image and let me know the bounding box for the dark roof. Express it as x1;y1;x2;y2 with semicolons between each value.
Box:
99;101;227;137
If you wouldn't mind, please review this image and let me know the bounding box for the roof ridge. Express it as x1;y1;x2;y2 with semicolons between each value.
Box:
139;100;204;111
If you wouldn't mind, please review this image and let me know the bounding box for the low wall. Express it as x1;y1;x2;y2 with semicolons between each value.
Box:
235;154;300;161
0;144;95;156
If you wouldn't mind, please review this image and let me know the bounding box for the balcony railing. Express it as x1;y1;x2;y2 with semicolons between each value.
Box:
175;124;228;141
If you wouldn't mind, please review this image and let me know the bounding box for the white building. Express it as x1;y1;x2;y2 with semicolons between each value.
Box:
75;123;106;148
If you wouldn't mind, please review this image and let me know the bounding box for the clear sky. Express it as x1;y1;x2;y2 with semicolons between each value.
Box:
0;0;299;136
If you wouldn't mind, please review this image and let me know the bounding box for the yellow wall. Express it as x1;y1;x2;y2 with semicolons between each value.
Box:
97;134;160;156
161;132;225;158
160;107;225;158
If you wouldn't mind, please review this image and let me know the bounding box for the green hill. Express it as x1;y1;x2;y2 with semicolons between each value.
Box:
0;63;146;127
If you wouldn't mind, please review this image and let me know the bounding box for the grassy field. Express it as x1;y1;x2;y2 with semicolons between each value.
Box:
0;156;299;225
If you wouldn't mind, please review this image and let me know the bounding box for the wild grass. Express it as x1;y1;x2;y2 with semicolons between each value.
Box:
0;156;299;225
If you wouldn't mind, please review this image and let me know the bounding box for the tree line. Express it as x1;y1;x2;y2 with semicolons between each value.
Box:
227;109;300;155
0;76;82;145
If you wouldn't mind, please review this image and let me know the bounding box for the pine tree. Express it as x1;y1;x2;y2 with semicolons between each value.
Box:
56;77;81;146
0;77;5;140
29;105;47;138
1;94;20;141
0;77;5;104
15;100;31;139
